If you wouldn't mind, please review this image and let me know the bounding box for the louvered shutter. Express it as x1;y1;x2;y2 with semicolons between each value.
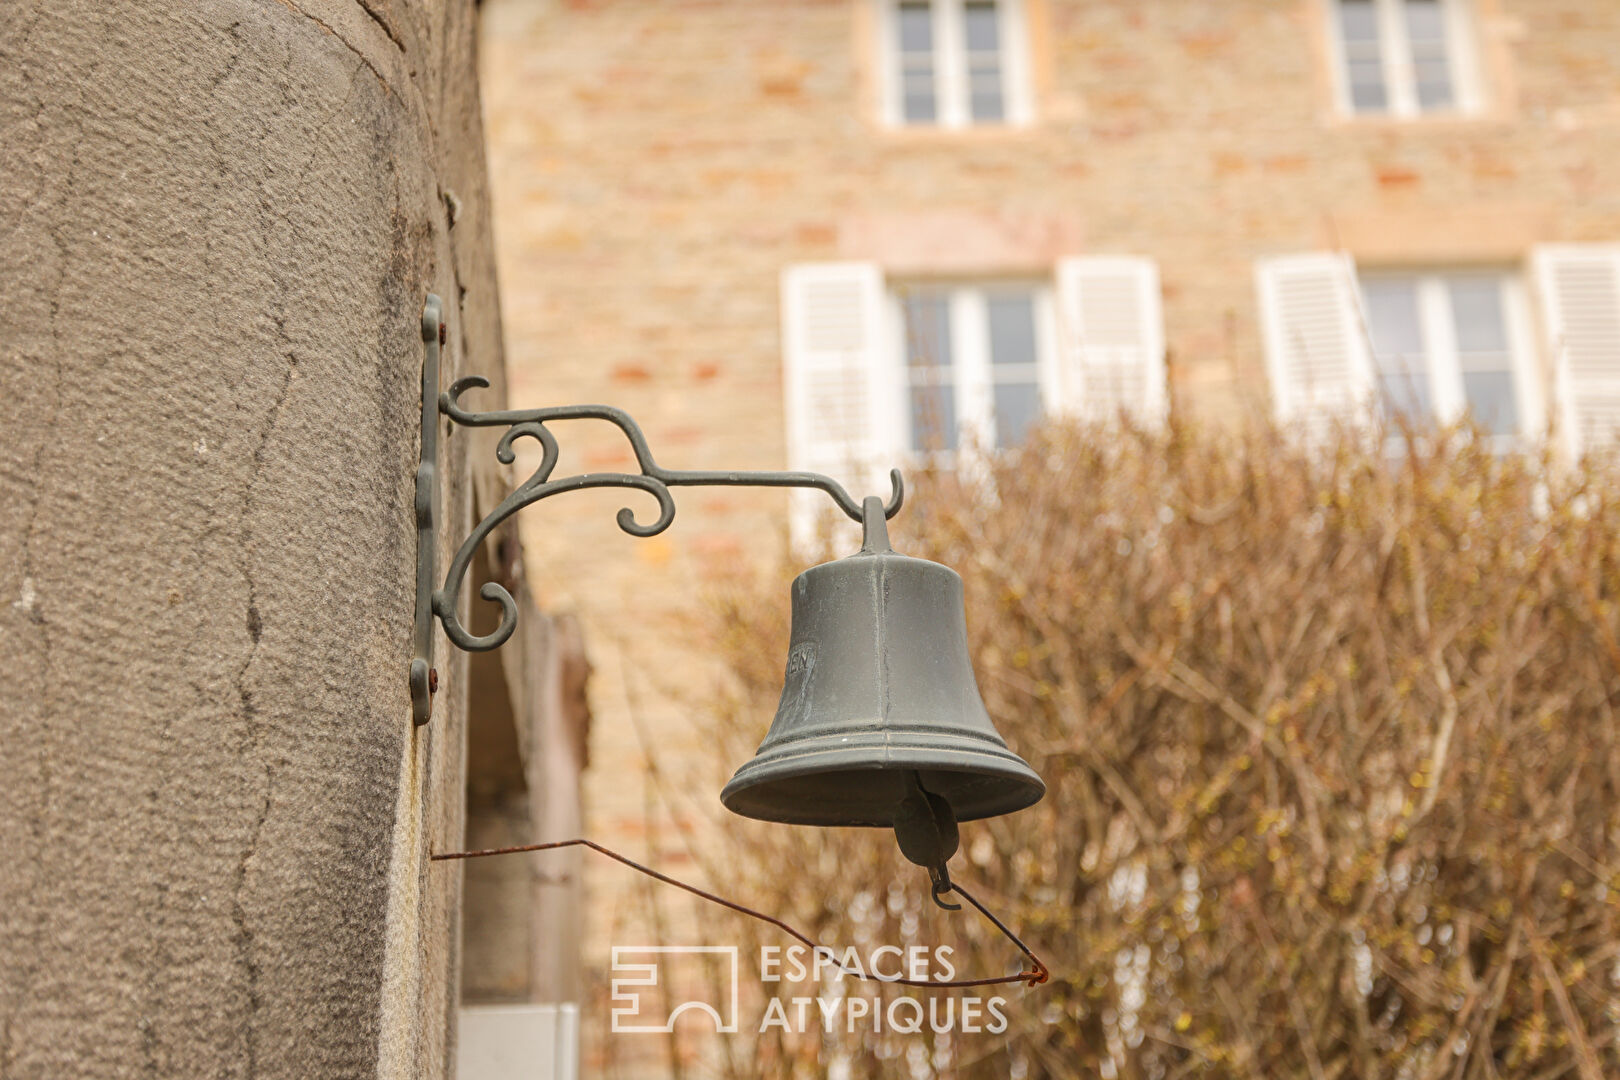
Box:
781;263;895;549
1532;245;1620;457
1053;256;1167;424
1255;253;1375;432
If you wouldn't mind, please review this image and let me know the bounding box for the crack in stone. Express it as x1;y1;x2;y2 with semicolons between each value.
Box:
271;0;397;99
356;0;406;55
220;25;311;1058
293;60;367;189
226;299;302;1074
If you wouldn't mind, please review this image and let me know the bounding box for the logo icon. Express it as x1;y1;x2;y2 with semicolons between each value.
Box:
610;946;740;1033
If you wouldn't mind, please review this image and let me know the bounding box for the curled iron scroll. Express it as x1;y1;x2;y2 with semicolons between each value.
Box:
431;378;904;655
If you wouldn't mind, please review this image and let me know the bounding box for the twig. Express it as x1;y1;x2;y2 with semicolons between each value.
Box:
1416;650;1460;821
1246;902;1330;1080
1533;943;1602;1080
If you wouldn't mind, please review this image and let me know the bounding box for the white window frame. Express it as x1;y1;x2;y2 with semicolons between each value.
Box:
1323;0;1484;119
875;0;1034;129
885;281;1059;454
1358;268;1542;446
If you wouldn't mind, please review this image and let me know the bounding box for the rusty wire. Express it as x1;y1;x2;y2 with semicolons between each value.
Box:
431;837;1049;989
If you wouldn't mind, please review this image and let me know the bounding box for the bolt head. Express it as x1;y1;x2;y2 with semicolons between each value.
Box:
428;668;439;694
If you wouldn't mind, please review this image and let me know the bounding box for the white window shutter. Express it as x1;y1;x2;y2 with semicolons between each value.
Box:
1532;245;1620;458
1255;253;1375;432
1053;256;1167;425
781;262;895;550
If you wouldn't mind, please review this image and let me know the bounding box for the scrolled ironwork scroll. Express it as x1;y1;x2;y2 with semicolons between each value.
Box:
411;294;904;725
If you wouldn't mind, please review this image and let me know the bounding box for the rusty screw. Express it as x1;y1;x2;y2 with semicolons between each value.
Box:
428;668;439;694
438;323;446;347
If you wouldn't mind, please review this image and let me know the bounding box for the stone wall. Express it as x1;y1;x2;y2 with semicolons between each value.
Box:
0;2;511;1076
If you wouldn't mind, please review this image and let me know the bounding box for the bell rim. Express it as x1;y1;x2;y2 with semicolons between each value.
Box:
721;732;1045;826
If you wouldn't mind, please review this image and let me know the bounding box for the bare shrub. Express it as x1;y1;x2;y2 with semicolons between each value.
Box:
695;418;1620;1080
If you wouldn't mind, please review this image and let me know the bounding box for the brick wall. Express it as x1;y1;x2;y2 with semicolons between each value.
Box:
477;0;1620;1056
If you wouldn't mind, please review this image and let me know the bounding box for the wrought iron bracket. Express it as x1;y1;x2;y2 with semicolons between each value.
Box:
410;294;904;726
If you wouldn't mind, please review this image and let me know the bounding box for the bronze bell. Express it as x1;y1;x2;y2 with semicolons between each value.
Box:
722;497;1045;865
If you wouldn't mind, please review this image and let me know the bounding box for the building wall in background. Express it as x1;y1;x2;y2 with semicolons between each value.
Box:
477;0;1620;1060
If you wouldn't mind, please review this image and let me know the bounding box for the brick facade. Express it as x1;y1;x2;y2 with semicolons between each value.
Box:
478;0;1620;1024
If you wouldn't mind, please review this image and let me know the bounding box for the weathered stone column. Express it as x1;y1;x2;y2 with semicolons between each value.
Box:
0;2;506;1076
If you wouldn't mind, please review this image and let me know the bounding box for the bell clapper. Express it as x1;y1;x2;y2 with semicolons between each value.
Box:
893;771;963;911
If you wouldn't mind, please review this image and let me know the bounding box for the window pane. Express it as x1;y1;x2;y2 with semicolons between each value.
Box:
898;1;934;51
903;84;938;123
964;2;1000;50
1365;279;1423;354
1405;0;1454;110
1349;63;1389;112
1448;275;1518;435
1448;277;1507;353
993;382;1041;447
1403;0;1447;42
1339;0;1379;41
902;291;952;368
965;2;1004;122
1412;64;1454;110
910;384;957;451
903;289;954;450
1379;372;1432;422
969;77;1005;122
986;292;1037;366
1363;278;1432;421
1339;0;1388;112
897;2;937;123
1462;371;1518;436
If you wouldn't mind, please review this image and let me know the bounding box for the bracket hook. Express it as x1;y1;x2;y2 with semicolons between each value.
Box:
409;292;905;727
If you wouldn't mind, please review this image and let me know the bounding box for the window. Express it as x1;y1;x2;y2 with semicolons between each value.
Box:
1329;0;1480;117
781;260;1165;549
1360;271;1533;440
1257;254;1541;445
896;283;1053;451
880;0;1032;128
